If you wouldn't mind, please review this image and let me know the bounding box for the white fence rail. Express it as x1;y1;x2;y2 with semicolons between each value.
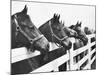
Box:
12;34;96;73
31;34;96;73
12;42;59;63
12;48;40;63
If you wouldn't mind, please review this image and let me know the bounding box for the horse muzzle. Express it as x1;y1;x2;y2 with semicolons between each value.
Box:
62;40;72;50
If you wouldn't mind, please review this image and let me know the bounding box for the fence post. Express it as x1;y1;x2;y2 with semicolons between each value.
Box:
66;50;70;71
87;37;91;69
69;38;75;70
54;67;59;72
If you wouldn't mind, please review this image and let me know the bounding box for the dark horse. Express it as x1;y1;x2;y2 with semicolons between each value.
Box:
63;24;78;38
69;21;88;49
69;21;88;68
84;27;96;35
39;14;72;50
11;5;50;62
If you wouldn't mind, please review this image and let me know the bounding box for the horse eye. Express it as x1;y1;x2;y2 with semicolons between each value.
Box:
56;26;60;30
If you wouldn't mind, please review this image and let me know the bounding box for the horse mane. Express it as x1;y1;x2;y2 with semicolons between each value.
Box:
39;18;53;30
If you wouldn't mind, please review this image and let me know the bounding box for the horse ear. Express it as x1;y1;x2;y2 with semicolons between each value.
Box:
80;22;82;27
76;21;79;25
76;21;81;27
54;13;55;17
53;13;57;18
22;5;28;14
77;22;82;27
63;21;64;25
58;14;60;20
62;21;64;26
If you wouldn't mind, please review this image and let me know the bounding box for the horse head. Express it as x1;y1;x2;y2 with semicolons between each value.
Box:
39;13;72;50
11;5;49;61
69;21;88;45
62;22;78;38
84;27;95;35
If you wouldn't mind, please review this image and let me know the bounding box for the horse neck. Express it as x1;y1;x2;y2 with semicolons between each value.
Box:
39;21;52;41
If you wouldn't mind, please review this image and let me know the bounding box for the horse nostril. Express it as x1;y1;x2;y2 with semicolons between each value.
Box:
47;44;49;50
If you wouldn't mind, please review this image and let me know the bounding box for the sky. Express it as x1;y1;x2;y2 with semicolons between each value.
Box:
12;1;95;30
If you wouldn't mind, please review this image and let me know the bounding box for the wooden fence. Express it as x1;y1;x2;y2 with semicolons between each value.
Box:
12;34;96;73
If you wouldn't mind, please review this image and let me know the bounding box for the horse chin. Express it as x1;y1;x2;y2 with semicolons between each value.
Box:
82;38;88;45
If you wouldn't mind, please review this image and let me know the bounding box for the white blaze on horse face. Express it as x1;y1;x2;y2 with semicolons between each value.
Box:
70;38;75;43
49;42;59;51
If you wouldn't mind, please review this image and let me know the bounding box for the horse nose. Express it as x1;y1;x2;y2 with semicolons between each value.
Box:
63;40;72;50
84;38;88;45
81;36;88;46
68;41;72;49
46;43;49;51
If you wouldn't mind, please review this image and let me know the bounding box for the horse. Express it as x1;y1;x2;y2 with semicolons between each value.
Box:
11;5;50;72
39;13;72;51
69;21;88;48
84;27;96;62
84;27;96;35
69;21;88;69
62;24;78;38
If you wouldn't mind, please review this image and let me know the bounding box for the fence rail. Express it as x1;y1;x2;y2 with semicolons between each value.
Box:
31;34;96;72
12;34;96;73
12;48;40;63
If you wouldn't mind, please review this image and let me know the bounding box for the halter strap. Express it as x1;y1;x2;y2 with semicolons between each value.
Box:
49;21;68;42
14;15;44;44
